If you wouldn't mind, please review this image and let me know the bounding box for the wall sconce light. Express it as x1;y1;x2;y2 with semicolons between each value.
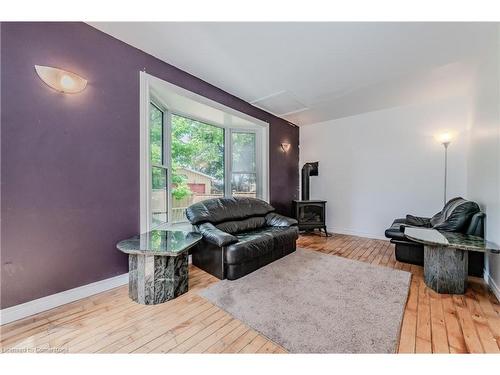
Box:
281;143;291;153
35;65;87;94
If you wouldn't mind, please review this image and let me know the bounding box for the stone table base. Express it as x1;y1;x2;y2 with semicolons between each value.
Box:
128;253;188;305
424;245;468;294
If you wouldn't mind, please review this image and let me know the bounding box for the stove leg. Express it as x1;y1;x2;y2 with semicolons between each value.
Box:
323;226;329;237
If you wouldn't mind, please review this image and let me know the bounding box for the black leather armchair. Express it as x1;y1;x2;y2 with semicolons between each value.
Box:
186;197;298;280
385;197;485;276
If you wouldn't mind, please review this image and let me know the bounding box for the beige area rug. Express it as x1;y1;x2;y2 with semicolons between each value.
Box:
199;248;411;353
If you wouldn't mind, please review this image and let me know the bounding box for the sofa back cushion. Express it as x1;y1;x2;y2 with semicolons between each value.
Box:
430;197;480;232
215;216;267;234
185;197;274;225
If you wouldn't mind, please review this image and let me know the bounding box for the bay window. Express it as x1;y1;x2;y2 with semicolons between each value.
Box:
141;72;268;231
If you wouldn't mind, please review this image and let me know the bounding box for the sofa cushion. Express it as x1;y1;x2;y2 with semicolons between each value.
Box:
225;230;274;265
186;197;274;225
224;227;298;264
215;216;266;234
264;226;299;247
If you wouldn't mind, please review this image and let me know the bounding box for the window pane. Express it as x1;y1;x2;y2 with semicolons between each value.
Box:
231;173;256;198
231;132;257;198
170;114;224;223
151;166;167;226
231;132;256;172
150;103;163;165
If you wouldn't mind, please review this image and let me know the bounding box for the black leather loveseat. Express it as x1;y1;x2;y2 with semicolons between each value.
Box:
186;197;299;280
385;197;485;276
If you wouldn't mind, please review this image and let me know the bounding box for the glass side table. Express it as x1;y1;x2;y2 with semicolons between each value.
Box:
117;230;202;305
405;227;499;294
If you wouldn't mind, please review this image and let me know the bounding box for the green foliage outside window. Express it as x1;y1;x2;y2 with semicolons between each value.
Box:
171;114;225;198
150;105;227;201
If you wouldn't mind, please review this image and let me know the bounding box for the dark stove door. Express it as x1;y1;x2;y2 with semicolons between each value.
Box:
295;202;326;229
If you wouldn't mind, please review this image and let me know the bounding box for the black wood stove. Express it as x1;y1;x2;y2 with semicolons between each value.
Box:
293;162;329;236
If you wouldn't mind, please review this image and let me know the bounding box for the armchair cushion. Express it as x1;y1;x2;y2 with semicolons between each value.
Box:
429;197;477;228
405;215;431;227
432;200;480;232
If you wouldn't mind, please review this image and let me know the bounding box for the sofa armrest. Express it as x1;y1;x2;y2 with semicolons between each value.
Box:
399;223;421;232
196;222;238;247
265;212;298;227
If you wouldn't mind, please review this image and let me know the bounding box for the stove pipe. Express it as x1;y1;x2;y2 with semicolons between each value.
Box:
301;162;319;201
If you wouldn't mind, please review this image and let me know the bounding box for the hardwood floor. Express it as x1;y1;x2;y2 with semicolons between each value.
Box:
1;233;499;353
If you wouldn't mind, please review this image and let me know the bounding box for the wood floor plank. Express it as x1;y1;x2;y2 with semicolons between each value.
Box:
115;305;220;353
186;319;241;353
428;290;449;353
239;335;268;353
257;340;280;353
168;314;233;353
98;301;215;353
464;292;500;353
221;330;259;353
138;308;225;353
453;295;484;353
415;279;432;353
441;295;467;353
398;276;418;353
204;324;250;353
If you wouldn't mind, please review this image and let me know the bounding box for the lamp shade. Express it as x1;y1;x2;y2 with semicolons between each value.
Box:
436;132;453;145
35;65;87;94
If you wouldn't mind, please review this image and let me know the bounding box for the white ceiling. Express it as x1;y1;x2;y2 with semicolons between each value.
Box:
89;22;495;125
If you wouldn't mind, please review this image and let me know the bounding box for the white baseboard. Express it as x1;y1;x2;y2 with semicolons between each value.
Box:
0;273;128;326
328;227;389;241
484;269;500;302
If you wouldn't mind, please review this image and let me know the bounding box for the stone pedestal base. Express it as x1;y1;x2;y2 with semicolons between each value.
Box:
424;245;468;294
128;253;188;305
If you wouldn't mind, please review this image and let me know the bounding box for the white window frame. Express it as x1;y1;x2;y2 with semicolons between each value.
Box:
228;129;262;198
140;72;269;232
149;97;171;229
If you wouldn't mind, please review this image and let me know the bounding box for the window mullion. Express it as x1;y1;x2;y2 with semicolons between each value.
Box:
224;128;231;198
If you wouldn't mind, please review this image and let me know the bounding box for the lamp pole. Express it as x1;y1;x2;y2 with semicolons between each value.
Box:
442;141;450;205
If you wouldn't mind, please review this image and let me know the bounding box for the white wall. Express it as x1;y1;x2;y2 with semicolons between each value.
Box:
300;95;470;240
466;29;500;297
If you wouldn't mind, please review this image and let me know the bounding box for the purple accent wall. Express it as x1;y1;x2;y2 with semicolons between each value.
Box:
0;22;299;308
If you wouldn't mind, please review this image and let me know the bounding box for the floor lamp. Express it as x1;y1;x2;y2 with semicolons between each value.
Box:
438;133;452;205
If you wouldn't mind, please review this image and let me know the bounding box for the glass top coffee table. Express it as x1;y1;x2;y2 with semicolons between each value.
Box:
117;230;202;305
405;227;499;294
